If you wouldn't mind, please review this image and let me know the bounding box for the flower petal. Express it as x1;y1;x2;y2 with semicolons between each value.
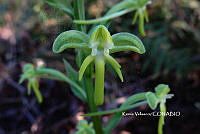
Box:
79;55;94;80
105;55;121;68
111;32;145;54
106;56;123;82
53;30;89;53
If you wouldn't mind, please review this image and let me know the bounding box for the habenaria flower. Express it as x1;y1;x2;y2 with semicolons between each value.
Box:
53;25;145;105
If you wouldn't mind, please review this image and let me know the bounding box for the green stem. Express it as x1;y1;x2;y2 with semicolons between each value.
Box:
73;0;86;32
73;0;104;133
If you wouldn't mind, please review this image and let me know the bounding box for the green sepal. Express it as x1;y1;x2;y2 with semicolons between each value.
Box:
63;59;86;102
89;25;113;53
155;84;170;100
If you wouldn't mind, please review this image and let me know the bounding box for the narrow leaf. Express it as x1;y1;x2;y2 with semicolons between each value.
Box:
63;59;86;102
63;59;79;81
82;101;147;117
105;92;146;134
74;8;134;24
106;0;137;15
36;68;86;100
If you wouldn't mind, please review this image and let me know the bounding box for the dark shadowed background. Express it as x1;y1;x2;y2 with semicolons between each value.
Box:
0;0;200;134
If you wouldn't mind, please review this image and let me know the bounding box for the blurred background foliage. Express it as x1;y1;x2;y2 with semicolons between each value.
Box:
0;0;200;134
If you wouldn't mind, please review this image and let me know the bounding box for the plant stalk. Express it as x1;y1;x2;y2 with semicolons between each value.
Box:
73;0;104;133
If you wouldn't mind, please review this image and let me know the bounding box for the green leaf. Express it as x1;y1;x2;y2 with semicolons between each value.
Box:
73;8;134;24
145;92;159;110
63;59;79;81
111;32;146;54
52;30;89;53
83;101;147;117
104;92;146;134
106;0;138;15
45;0;74;16
36;68;87;101
63;59;86;102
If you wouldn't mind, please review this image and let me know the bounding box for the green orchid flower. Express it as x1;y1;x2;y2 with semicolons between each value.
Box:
146;84;174;134
74;0;152;36
19;64;43;103
52;25;145;105
132;0;151;36
75;120;95;134
19;63;87;103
